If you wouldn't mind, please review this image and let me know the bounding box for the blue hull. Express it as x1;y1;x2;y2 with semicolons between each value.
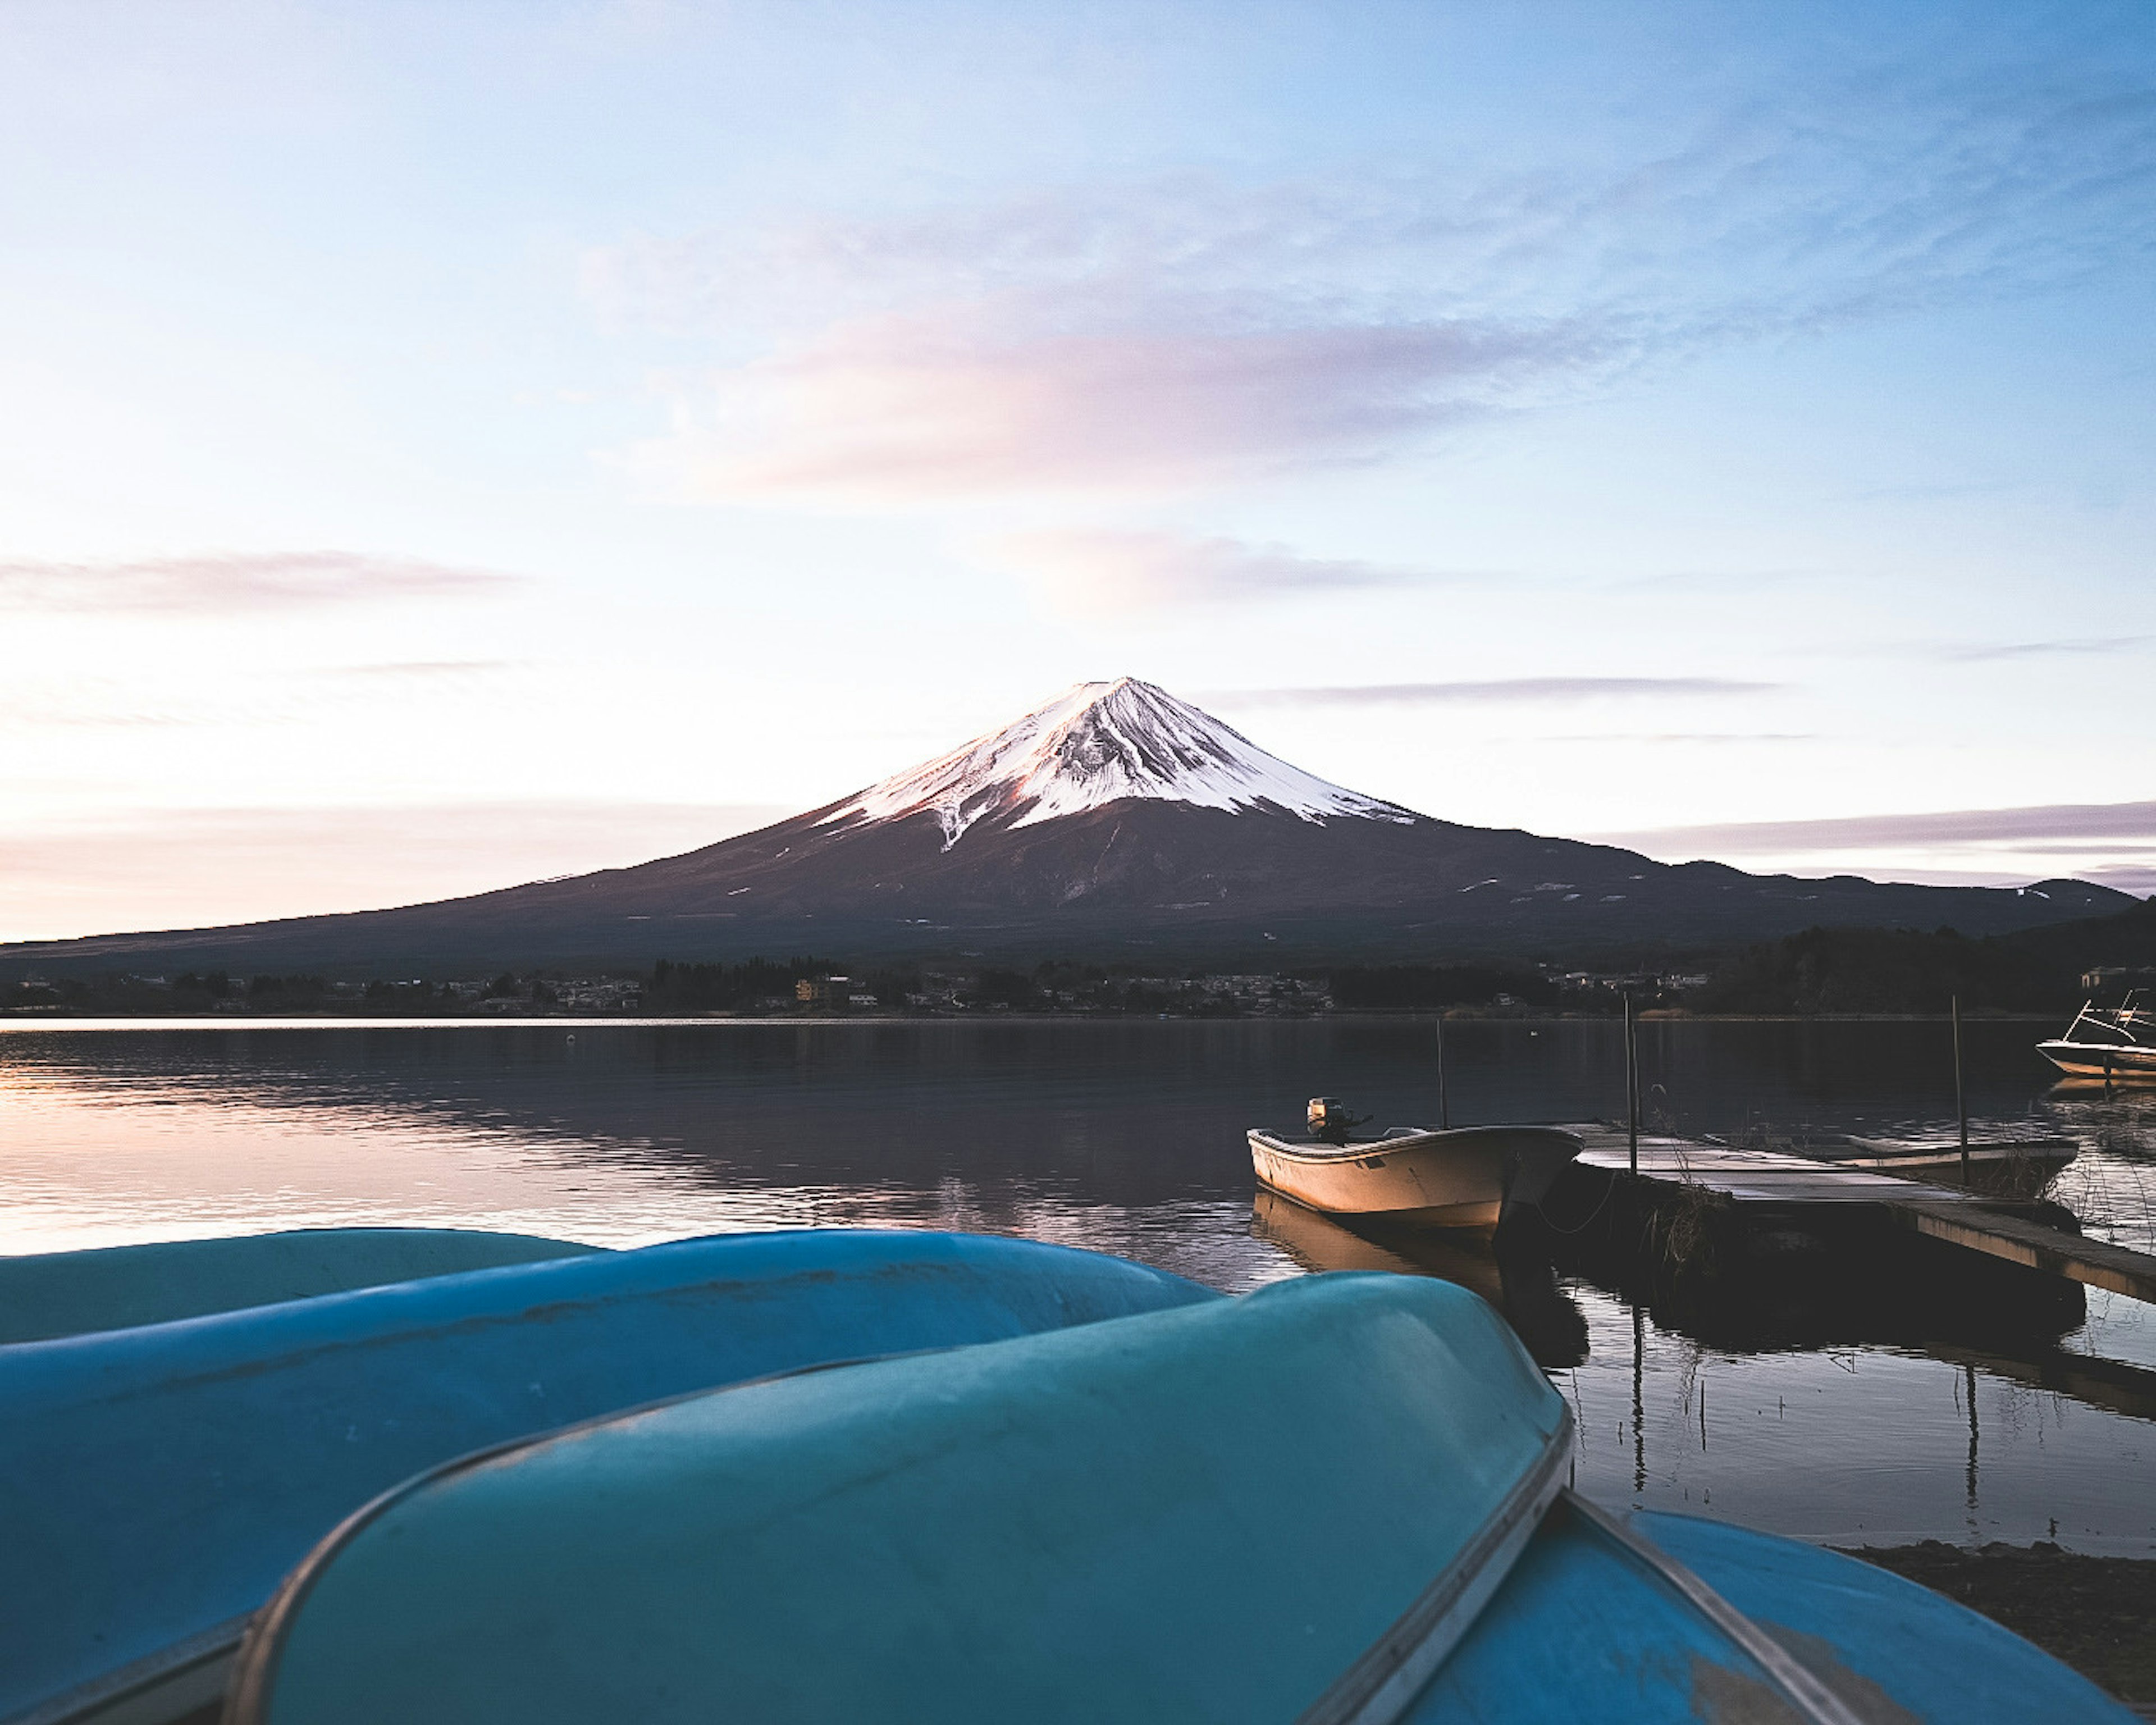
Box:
0;1225;601;1345
0;1229;1211;1725
1416;1502;2125;1723
226;1272;2131;1725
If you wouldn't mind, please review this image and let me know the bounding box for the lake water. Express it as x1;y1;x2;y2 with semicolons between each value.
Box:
6;1016;2155;1553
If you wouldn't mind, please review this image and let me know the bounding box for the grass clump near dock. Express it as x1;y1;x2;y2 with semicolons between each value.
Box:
1840;1541;2156;1709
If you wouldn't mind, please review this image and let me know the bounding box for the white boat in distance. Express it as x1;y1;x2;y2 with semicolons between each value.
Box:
2037;993;2156;1081
1249;1102;1582;1229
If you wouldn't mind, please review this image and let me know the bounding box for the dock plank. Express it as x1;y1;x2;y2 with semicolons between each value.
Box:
1893;1203;2156;1306
1555;1122;2156;1305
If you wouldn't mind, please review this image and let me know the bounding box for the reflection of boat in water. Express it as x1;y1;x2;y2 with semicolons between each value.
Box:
2038;994;2156;1081
1251;1185;1430;1277
1248;1102;1582;1228
1829;1135;2078;1197
227;1272;2127;1725
1251;1187;1588;1367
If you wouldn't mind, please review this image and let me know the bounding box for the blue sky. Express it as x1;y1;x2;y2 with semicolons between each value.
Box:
4;1;2153;938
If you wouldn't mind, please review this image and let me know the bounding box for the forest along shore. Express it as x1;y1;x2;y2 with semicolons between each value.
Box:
9;941;2152;1020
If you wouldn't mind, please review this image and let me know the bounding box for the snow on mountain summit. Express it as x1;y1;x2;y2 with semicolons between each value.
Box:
821;677;1417;849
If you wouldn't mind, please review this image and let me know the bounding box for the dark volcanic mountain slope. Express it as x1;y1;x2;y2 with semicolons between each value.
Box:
6;679;2136;976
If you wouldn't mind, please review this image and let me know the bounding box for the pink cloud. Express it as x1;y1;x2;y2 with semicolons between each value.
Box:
596;83;2156;505
629;307;1599;500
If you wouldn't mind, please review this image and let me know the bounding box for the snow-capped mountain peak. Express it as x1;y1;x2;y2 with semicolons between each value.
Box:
821;677;1417;849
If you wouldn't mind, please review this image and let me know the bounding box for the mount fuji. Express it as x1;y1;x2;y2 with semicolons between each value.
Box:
7;678;2134;975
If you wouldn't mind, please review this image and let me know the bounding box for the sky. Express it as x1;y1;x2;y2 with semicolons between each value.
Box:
4;0;2154;942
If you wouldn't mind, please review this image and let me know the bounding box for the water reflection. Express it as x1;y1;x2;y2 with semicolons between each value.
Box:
1249;1189;1589;1368
6;1019;2156;1550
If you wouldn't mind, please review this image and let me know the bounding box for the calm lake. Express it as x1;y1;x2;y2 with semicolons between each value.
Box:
6;1016;2155;1553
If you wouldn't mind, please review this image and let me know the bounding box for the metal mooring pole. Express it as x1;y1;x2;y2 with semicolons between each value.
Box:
1624;994;1639;1176
1953;994;1970;1185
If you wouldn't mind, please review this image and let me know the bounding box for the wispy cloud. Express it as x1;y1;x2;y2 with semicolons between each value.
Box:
1783;632;2156;665
1216;678;1779;708
1936;635;2150;663
597;81;2156;500
330;660;520;679
0;551;519;614
1853;478;2029;503
1595;799;2156;854
984;528;1453;614
1538;731;1814;745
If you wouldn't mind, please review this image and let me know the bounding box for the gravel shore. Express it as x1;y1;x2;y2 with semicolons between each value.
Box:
1839;1541;2156;1711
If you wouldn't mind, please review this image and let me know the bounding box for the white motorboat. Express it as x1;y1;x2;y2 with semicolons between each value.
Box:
1249;1099;1581;1229
2037;994;2156;1081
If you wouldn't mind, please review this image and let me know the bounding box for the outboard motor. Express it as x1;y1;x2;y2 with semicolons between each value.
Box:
1307;1097;1370;1146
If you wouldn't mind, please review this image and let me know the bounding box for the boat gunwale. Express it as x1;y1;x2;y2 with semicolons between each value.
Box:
1294;1403;1574;1725
1246;1126;1584;1167
2039;1039;2156;1064
4;1614;251;1725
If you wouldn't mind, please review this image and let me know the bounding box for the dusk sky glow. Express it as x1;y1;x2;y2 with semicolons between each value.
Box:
6;2;2154;940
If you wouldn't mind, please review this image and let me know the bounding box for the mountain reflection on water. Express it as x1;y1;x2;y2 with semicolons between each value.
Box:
4;1016;2156;1552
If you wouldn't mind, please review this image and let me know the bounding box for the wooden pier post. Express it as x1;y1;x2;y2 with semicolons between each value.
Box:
1624;995;1639;1176
1435;1015;1450;1131
1953;994;1969;1186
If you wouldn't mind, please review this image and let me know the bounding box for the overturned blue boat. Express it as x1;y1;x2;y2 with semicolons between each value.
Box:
0;1225;602;1345
0;1227;1209;1725
222;1270;2129;1725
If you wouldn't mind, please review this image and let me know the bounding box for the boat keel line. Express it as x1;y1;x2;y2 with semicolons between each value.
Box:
1295;1408;1574;1725
1563;1493;1869;1725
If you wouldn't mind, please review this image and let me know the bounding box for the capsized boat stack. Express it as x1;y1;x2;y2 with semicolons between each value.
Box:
0;1225;2131;1724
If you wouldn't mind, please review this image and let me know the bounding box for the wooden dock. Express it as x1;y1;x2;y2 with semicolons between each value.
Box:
1557;1125;2156;1306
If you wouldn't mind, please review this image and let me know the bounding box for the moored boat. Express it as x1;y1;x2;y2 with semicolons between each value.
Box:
1249;1102;1581;1227
226;1272;2130;1724
1830;1135;2078;1196
2038;995;2156;1081
0;1229;1209;1725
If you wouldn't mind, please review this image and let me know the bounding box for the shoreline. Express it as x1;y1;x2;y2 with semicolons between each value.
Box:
0;1010;2073;1028
1840;1541;2156;1708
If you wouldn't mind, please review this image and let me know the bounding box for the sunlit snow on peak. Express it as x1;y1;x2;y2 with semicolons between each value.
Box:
821;677;1417;848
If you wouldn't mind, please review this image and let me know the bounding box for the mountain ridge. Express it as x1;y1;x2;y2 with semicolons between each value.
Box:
820;677;1414;846
4;679;2136;976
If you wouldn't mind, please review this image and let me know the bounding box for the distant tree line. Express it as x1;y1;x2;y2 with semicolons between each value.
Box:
1327;964;1559;1011
1696;927;2070;1015
12;893;2152;1018
3;970;445;1015
646;957;925;1012
647;957;829;1011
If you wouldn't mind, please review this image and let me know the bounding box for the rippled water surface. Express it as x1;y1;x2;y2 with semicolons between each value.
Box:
6;1016;2155;1551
